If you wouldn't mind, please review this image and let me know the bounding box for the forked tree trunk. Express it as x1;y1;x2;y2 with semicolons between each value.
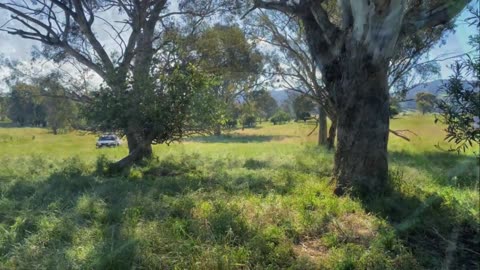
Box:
318;105;328;146
112;131;153;170
112;24;156;170
330;44;390;196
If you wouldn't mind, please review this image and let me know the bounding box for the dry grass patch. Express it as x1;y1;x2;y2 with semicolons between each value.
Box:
327;212;378;246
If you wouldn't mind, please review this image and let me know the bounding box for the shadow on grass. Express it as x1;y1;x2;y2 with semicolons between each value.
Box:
389;150;479;189
361;172;480;269
0;157;300;269
184;134;295;143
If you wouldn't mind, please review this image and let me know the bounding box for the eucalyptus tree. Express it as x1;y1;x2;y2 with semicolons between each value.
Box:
249;5;446;149
38;73;78;135
248;11;336;147
195;24;263;135
0;0;232;167
7;82;46;126
247;89;278;122
244;0;469;195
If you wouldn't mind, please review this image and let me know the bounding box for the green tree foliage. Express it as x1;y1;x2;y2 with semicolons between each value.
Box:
292;94;315;122
436;5;480;153
246;89;278;121
416;92;437;114
39;74;78;135
270;109;291;125
8;83;46;127
238;102;257;129
85;64;220;143
7;76;80;133
389;97;402;118
0;0;236;167
389;105;400;118
195;24;263;134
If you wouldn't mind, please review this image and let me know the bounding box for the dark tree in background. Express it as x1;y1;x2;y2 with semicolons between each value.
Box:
245;0;469;195
7;83;46;127
0;93;9;121
246;89;278;122
416;92;437;114
292;94;315;122
38;73;78;135
5;72;82;133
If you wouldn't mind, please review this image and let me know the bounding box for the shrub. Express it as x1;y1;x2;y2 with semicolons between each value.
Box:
271;110;291;125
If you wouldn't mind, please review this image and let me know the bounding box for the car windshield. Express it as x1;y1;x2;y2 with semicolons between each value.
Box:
99;136;116;141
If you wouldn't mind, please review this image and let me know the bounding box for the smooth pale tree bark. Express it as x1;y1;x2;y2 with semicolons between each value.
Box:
249;0;469;196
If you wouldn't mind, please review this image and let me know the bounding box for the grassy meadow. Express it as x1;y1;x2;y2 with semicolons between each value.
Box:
0;114;478;269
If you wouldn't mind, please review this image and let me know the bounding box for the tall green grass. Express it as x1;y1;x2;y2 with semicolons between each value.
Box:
0;114;478;269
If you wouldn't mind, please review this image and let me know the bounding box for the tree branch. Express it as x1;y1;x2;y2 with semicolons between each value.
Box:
402;0;469;35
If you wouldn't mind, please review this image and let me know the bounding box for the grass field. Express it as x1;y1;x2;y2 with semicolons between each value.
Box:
0;114;478;269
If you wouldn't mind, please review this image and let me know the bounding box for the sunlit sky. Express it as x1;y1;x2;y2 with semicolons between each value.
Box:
428;9;476;79
0;4;477;92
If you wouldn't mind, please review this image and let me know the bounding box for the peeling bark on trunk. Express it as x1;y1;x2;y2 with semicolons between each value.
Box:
318;105;328;146
330;44;390;196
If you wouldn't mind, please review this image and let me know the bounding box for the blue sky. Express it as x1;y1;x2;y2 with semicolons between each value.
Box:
428;7;477;79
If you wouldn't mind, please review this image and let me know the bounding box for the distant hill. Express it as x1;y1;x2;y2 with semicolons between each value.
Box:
270;80;473;111
400;80;472;110
270;89;290;105
400;80;447;110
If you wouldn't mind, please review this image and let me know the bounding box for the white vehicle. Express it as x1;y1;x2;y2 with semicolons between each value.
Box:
96;134;121;148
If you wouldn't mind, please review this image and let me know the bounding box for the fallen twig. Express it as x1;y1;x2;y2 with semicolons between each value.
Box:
307;121;319;136
389;129;418;141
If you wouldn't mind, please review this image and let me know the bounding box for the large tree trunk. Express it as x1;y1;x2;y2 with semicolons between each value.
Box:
111;23;156;170
330;45;390;196
113;131;153;170
318;105;328;146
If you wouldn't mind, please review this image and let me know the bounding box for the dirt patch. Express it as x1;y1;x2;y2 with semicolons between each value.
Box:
293;239;329;260
328;213;377;246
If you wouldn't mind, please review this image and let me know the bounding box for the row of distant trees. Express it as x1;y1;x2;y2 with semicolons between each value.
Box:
0;76;319;134
0;74;84;134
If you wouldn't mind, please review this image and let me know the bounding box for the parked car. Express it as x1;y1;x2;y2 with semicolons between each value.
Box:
96;134;121;148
